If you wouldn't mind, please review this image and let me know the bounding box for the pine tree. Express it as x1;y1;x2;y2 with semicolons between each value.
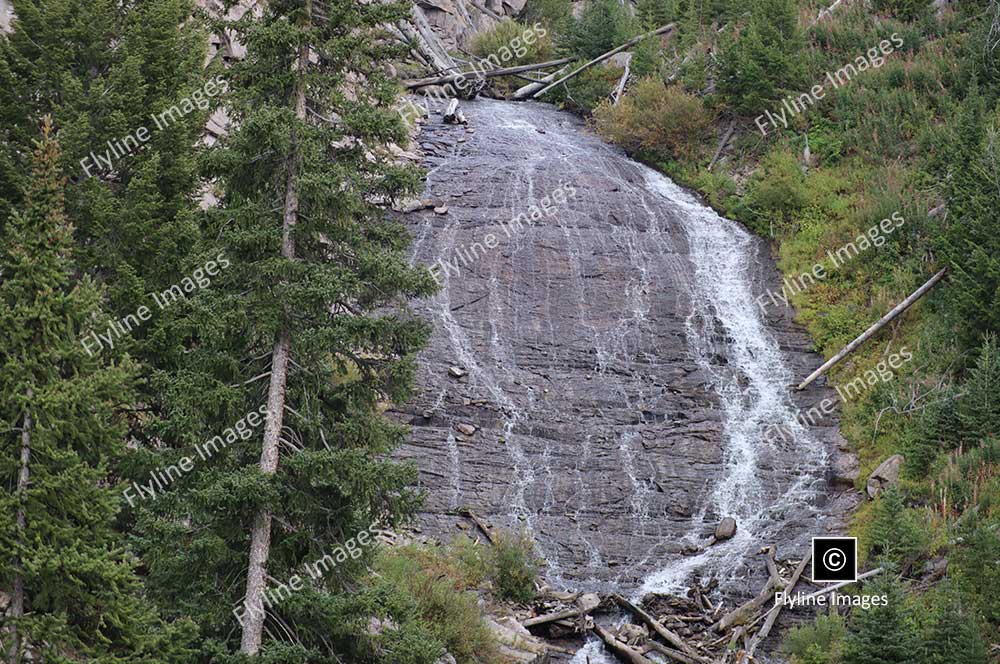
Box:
0;119;193;664
132;0;436;658
716;0;805;114
919;584;988;664
936;84;1000;348
867;488;926;569
0;0;214;367
843;574;920;664
956;333;1000;446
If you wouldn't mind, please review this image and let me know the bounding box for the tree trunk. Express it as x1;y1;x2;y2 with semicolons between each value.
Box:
8;392;31;664
239;2;309;654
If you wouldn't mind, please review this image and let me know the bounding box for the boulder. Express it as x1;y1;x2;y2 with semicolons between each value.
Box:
448;366;467;378
455;422;476;436
829;451;859;487
714;517;737;541
866;454;904;499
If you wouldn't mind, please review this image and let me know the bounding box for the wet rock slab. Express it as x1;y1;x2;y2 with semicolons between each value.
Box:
394;99;858;596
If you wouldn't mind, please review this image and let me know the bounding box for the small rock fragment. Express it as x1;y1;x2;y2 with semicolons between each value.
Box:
434;205;448;215
455;423;476;436
448;366;467;378
714;517;737;541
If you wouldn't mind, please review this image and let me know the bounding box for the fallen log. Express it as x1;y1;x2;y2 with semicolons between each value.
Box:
643;641;707;664
510;64;570;100
612;53;632;105
404;58;573;90
593;624;656;664
713;547;782;632
459;508;497;543
523;593;601;627
746;550;812;657
611;594;707;662
443;99;466;124
531;23;675;99
796;267;947;390
707;118;736;171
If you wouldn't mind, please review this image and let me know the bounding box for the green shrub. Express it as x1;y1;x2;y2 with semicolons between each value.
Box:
781;612;848;664
871;0;927;22
487;531;539;603
864;488;930;569
592;78;714;160
736;149;811;236
542;63;623;113
470;19;555;66
374;547;499;663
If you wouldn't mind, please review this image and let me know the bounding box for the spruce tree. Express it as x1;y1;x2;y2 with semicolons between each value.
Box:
717;0;805;114
0;0;214;367
132;0;436;658
0;119;193;664
843;574;920;664
919;585;988;664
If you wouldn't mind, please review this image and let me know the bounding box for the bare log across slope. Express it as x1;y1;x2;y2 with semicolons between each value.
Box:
531;23;675;99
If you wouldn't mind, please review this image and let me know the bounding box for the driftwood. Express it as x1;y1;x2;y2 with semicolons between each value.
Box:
746;549;812;656
796;267;947;390
708;119;737;171
518;546;878;664
404;58;573;90
713;547;781;632
531;23;675;99
443;99;467;124
510;64;571;100
612;53;632;105
611;594;707;662
593;625;656;664
459;508;496;543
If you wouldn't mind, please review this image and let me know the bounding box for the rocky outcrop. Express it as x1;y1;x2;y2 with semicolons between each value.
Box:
395;99;858;597
866;454;904;499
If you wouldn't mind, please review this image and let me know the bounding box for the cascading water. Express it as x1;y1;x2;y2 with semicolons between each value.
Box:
399;98;852;660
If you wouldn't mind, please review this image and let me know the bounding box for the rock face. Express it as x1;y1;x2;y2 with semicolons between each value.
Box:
866;454;904;499
395;99;857;595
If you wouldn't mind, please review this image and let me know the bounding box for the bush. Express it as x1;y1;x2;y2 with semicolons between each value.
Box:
592;78;714;161
542;63;623;113
374;546;499;664
865;488;930;569
470;19;555;67
781;612;848;664
487;531;539;603
736;149;811;236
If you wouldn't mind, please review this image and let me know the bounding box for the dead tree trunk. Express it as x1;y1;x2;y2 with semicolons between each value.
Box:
7;392;31;664
593;625;656;664
404;58;573;90
796;267;947;390
239;2;309;654
531;23;675;99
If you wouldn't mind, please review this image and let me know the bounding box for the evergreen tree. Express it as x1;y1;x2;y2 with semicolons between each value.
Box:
843;574;920;664
919;584;988;664
132;0;436;659
936;85;1000;347
0;0;214;367
867;488;926;570
560;0;637;60
0;119;193;664
716;0;805;114
956;333;1000;447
